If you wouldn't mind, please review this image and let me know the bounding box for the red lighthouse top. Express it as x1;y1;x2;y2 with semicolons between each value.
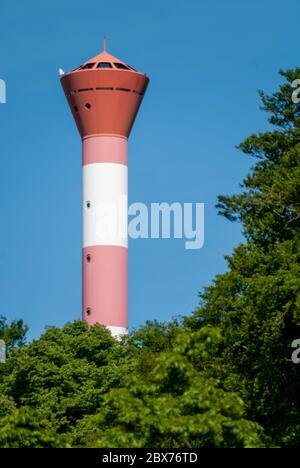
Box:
60;46;149;139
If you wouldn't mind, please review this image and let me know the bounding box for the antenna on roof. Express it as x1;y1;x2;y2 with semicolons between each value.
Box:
103;35;107;52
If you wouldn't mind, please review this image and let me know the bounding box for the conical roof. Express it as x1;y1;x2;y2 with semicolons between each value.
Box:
82;50;128;67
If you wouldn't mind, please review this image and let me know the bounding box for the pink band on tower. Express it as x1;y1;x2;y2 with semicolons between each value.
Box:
83;245;128;328
83;135;128;166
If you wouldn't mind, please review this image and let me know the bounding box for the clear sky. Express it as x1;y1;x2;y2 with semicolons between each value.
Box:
0;0;299;340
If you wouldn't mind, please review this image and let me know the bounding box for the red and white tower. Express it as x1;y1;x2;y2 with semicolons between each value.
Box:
60;44;149;338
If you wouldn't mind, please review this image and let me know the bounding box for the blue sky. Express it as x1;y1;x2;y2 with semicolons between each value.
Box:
0;0;299;340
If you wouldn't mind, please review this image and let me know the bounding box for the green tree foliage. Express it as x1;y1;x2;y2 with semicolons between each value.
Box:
0;320;263;447
0;316;28;353
0;321;133;444
186;69;300;447
0;407;69;448
0;69;299;447
77;327;264;448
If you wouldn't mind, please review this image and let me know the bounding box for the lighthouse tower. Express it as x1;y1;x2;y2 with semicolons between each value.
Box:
60;44;149;338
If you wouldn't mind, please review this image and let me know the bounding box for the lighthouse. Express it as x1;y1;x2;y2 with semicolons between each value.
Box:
60;43;149;338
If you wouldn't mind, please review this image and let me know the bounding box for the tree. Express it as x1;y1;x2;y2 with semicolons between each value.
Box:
77;327;265;448
186;69;300;447
0;407;69;448
0;316;28;353
0;321;133;445
0;319;264;447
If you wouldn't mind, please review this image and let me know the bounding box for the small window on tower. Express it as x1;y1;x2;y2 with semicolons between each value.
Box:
97;62;112;69
114;63;130;70
86;308;91;316
81;63;96;70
